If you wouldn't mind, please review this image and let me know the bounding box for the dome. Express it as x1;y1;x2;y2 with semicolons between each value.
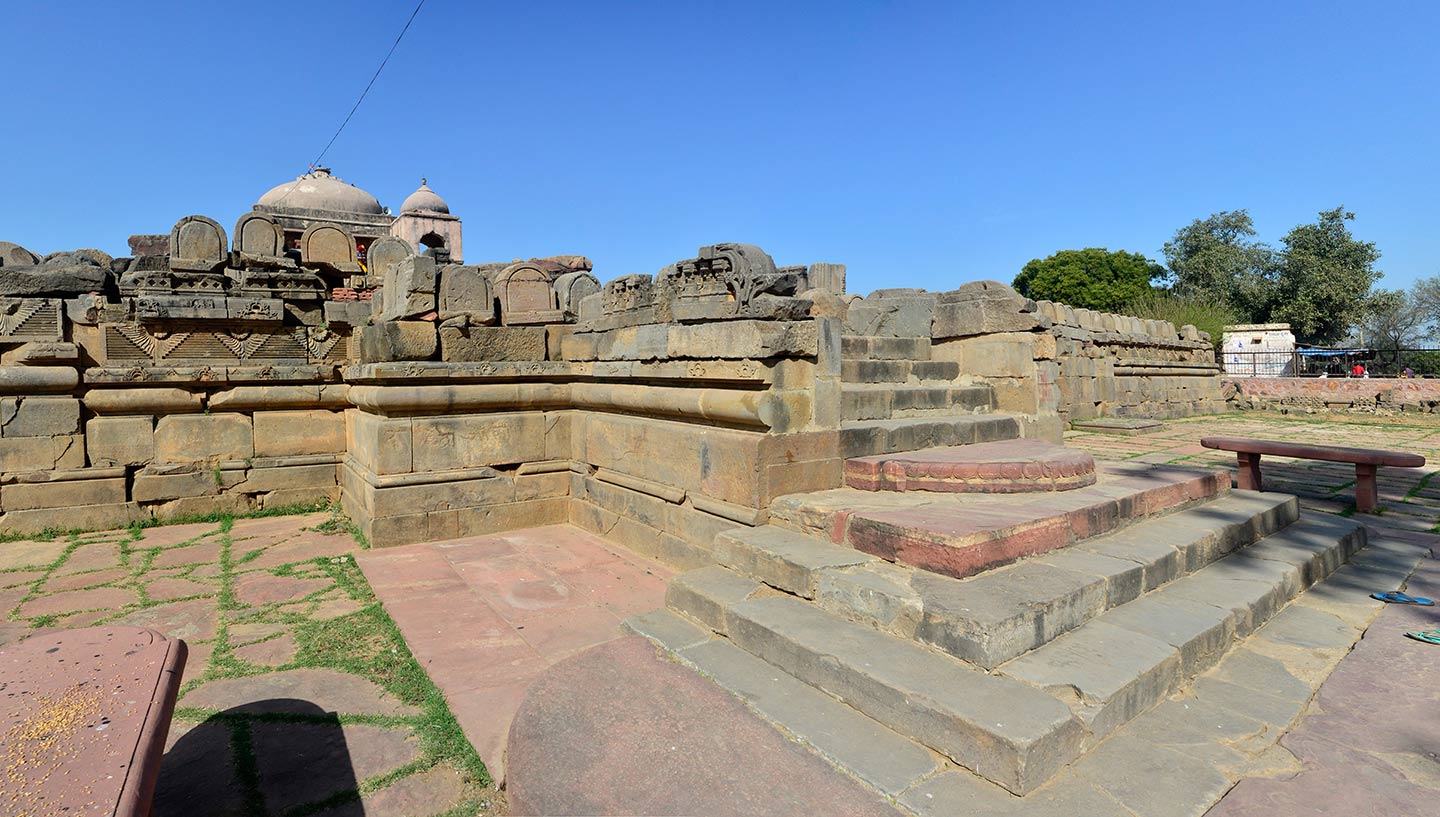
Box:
256;168;384;215
401;178;450;214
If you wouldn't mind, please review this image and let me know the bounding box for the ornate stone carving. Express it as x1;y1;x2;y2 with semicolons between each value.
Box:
0;299;63;341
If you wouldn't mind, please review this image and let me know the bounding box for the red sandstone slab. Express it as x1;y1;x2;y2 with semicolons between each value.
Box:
790;463;1229;580
846;440;1097;493
2;626;187;817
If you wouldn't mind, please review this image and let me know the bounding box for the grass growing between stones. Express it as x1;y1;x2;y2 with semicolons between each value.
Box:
2;511;497;817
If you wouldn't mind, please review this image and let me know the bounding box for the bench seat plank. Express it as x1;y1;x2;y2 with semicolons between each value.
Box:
1200;436;1425;512
1;626;187;817
1199;436;1425;467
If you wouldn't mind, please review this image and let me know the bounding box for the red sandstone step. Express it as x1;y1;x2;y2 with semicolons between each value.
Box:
845;440;1097;493
772;463;1230;580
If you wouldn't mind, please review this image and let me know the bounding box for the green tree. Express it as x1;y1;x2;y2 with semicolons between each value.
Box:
1354;288;1425;352
1268;207;1382;344
1161;209;1276;321
1012;248;1164;312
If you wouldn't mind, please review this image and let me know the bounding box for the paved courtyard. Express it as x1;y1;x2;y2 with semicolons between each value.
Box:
0;412;1436;816
1065;412;1440;532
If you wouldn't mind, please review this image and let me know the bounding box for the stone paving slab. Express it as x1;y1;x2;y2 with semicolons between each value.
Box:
505;635;904;817
356;523;672;786
1;511;498;817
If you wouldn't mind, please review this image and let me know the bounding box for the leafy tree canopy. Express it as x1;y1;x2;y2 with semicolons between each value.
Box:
1012;248;1164;312
1267;208;1382;344
1161;209;1276;321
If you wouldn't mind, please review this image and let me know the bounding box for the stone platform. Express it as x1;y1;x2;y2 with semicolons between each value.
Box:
844;439;1096;493
777;461;1230;580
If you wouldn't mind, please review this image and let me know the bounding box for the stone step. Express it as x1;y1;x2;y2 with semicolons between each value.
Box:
772;462;1232;581
996;513;1366;744
623;608;944;798
841;359;961;385
841;384;995;421
662;566;1085;795
840;335;932;361
840;415;1021;459
718;490;1297;669
845;439;1097;494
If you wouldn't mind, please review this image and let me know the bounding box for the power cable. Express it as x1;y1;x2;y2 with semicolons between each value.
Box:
269;0;428;208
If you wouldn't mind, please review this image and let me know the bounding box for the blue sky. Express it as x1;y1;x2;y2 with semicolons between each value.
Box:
4;1;1436;295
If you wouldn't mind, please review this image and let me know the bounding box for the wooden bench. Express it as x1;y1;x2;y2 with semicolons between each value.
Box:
1;626;187;817
1200;436;1426;513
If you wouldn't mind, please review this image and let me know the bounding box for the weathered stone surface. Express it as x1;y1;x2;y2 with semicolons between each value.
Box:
359;321;436;362
182;668;422;716
439;324;547;361
115;598;219;641
17;585;136;618
846;439;1095;493
932;280;1046;339
712;525;871;598
725;592;1085;794
0;395;79;438
153;414;253;462
252;410;344;457
169;215;228;273
3;476;126;511
151;722;248;817
252;723;420;813
665;566;762;634
1001;620;1181;740
0;259;109;296
364;235;415;280
410;413;546;471
376;255;437;322
681;638;942;797
233;572;331;606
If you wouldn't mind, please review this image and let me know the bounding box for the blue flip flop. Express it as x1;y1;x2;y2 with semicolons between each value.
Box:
1405;630;1440;645
1372;591;1436;606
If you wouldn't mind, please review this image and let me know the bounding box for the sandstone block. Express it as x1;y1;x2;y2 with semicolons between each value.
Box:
0;502;144;536
0;396;80;437
86;416;155;467
358;321;436;363
242;463;339;494
439;325;547;361
3;477;126;511
346;411;412;476
0;366;78;394
133;467;226;502
376;255;437;322
154;414;253;463
84;388;204;414
0;435;84;473
410;413;546;471
252;410;345;458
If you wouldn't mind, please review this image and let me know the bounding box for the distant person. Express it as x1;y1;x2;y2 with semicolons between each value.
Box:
1352;363;1367;378
1402;367;1416;378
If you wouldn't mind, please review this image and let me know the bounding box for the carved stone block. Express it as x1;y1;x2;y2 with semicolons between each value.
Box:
226;297;285;322
359;321;436;362
365;236;414;280
0;299;63;341
555;271;601;321
376;255;437;322
494;263;562;325
301;222;362;274
439;325;547;361
169;215;228;273
233;211;295;269
438;264;500;323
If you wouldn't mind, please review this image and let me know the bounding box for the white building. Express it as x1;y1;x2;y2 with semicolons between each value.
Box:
1222;324;1295;377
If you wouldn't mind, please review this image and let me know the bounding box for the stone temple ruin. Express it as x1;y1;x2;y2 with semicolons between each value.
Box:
3;171;1372;801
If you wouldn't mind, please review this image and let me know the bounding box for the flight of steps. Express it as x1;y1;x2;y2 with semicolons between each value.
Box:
625;481;1367;797
840;334;1021;458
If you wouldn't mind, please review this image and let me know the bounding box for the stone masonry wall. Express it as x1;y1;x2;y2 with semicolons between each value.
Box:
836;282;1224;442
1223;377;1440;415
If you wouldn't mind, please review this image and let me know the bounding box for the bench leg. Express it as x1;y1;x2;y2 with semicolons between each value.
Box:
1236;452;1263;491
1355;464;1379;513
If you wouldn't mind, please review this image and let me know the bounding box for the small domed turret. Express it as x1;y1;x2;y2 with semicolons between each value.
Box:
401;178;450;215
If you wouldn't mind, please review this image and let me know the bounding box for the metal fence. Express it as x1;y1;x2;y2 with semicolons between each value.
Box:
1221;348;1440;378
